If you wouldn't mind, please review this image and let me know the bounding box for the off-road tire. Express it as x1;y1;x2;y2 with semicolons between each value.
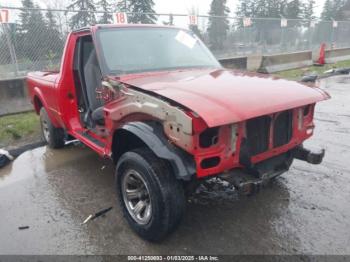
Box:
116;148;186;242
39;107;65;149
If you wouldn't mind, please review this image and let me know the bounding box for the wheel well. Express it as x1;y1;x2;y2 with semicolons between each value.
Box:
33;96;43;114
112;129;148;164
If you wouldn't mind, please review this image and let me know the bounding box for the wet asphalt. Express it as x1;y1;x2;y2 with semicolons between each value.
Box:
0;76;349;255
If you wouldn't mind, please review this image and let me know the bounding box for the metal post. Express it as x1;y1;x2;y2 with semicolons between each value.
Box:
2;23;18;77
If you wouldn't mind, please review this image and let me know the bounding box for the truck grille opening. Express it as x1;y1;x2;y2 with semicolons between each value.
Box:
246;116;271;156
273;110;293;148
199;127;219;148
200;157;220;169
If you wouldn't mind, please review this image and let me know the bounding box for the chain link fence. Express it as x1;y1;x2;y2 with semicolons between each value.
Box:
1;7;350;80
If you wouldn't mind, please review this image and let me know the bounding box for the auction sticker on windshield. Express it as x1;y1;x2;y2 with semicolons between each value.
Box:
175;30;196;49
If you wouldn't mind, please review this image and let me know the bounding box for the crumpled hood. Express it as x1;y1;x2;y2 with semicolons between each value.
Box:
115;68;330;127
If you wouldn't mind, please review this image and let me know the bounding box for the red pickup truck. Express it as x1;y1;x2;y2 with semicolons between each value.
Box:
27;24;329;241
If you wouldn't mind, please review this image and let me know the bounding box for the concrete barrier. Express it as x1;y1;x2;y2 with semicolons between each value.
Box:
0;77;32;116
324;47;350;64
258;51;313;73
218;56;248;70
218;55;264;71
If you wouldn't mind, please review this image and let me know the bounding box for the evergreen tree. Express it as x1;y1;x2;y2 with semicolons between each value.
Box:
18;0;50;61
207;0;230;50
282;0;302;19
67;0;96;29
333;0;348;20
343;0;350;19
96;0;113;24
321;0;335;20
236;0;253;17
189;25;203;40
45;10;64;64
320;0;349;20
117;0;128;11
127;0;157;24
302;0;316;20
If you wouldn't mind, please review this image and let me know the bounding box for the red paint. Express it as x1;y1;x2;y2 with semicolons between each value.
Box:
27;25;330;179
115;68;329;127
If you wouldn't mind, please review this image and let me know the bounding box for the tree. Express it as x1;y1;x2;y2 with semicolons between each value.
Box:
189;24;203;40
18;0;50;61
127;0;157;24
207;0;230;50
302;0;316;20
343;0;350;19
96;0;113;24
67;0;96;29
321;0;348;20
117;0;128;11
282;0;303;19
321;0;335;20
45;10;65;67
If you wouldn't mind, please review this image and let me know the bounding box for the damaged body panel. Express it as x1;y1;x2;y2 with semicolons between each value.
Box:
114;68;329;127
103;72;328;178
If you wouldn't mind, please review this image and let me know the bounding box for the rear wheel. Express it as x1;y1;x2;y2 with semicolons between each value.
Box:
116;148;185;242
39;107;65;149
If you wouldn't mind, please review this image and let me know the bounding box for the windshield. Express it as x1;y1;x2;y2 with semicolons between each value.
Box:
95;27;221;75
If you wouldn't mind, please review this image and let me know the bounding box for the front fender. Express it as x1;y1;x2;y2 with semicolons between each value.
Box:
116;122;196;181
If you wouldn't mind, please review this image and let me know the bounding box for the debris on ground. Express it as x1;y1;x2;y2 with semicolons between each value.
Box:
18;226;29;230
0;141;46;168
81;207;113;225
301;74;318;83
189;178;238;205
301;67;350;83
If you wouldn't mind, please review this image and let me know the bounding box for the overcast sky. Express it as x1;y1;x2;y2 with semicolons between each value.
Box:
2;0;326;17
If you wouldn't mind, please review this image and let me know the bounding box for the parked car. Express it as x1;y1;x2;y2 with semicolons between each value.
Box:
27;24;329;241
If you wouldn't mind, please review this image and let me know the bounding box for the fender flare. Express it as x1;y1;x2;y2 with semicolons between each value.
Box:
114;122;196;181
32;87;61;127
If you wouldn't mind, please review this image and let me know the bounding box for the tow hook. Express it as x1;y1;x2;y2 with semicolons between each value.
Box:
293;146;325;164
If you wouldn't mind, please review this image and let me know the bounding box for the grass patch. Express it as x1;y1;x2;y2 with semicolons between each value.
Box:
275;60;350;81
0;112;40;147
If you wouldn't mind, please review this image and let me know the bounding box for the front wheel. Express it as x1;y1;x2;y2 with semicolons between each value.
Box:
116;148;186;242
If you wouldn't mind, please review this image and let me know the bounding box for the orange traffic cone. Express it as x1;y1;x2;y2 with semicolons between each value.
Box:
316;43;326;65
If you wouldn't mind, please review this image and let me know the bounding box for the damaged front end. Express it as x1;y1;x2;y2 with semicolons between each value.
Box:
102;77;326;187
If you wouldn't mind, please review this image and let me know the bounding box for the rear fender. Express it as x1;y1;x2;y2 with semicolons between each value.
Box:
32;86;60;127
